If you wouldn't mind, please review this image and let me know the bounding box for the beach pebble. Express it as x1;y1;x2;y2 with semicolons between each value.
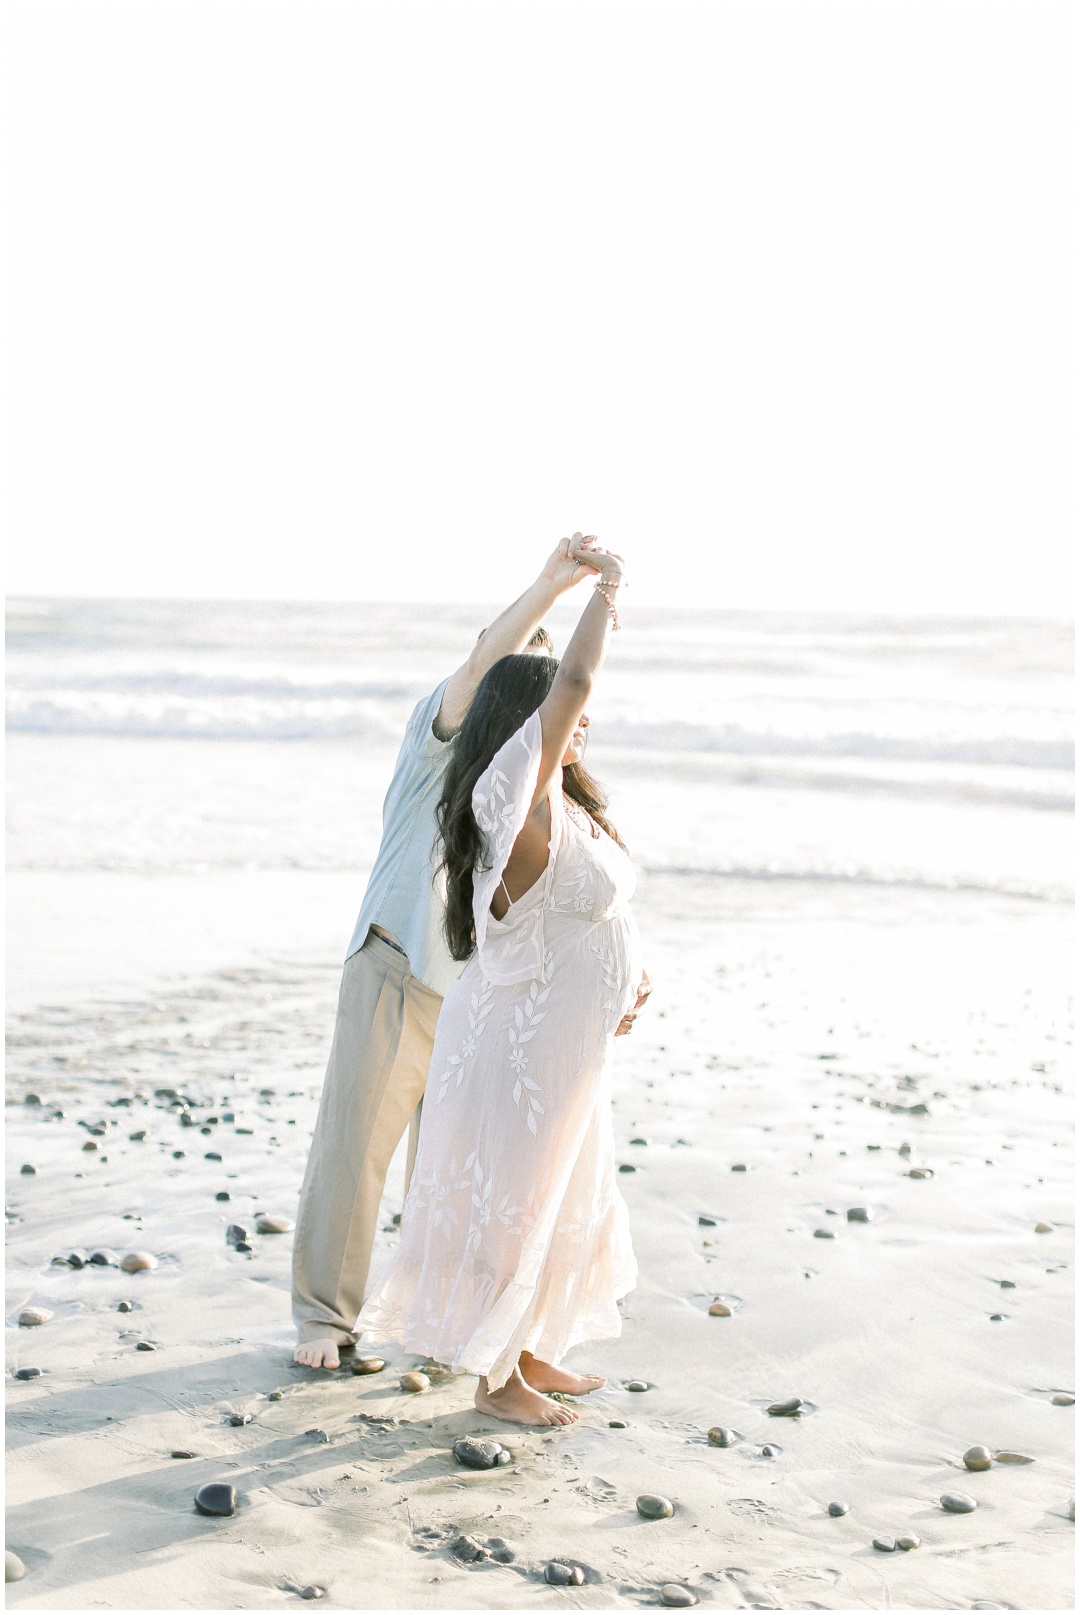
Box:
630;1137;648;1145
129;1130;148;1141
120;1251;157;1273
731;1164;747;1172
660;1584;698;1606
626;1380;649;1392
13;1367;41;1380
299;1588;324;1600
453;1436;506;1469
255;1215;294;1234
235;1242;253;1253
194;1482;236;1516
618;1163;637;1173
268;1391;284;1400
1051;1394;1074;1406
544;1562;585;1585
1034;1222;1053;1233
872;1535;897;1552
813;1229;835;1239
708;1301;732;1317
171;1450;196;1458
399;1371;429;1393
827;1501;849;1516
941;1492;978;1513
906;1167;933;1178
963;1446;993;1471
847;1206;873;1222
82;1141;98;1152
117;1301;133;1312
995;1451;1034;1464
349;1357;386;1375
767;1398;804;1417
225;1225;249;1247
5;1552;26;1582
609;1419;627;1428
897;1534;920;1550
89;1250;119;1266
23;1093;42;1107
636;1493;674;1519
135;1341;157;1352
18;1308;52;1327
999;1279;1016;1288
214;1189;229;1199
306;1428;330;1443
20;1165;36;1175
698;1216;716;1226
708;1427;738;1447
760;1444;780;1457
228;1413;253;1426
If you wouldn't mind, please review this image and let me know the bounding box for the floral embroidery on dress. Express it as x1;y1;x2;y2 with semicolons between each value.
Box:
434;982;494;1103
508;959;552;1135
590;940;621;1016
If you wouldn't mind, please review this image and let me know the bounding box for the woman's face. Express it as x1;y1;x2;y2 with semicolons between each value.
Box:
561;711;590;767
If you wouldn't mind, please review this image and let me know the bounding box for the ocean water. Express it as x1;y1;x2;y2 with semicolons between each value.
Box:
6;597;1074;910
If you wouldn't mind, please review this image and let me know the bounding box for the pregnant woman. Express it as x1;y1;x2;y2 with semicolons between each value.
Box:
355;537;650;1426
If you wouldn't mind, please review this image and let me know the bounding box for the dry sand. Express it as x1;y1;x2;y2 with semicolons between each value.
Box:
5;875;1074;1611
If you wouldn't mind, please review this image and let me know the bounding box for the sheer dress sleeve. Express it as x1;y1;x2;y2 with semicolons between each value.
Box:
470;711;557;986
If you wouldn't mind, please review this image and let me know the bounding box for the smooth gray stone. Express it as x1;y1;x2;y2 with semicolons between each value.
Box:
454;1437;504;1469
171;1450;197;1458
636;1493;674;1519
349;1357;386;1375
814;1229;835;1239
234;1242;253;1253
626;1380;649;1392
135;1341;156;1351
897;1533;920;1550
760;1445;780;1457
195;1482;236;1516
847;1207;873;1222
618;1164;637;1173
660;1585;698;1606
872;1535;897;1552
228;1413;252;1426
129;1130;148;1141
963;1446;993;1471
941;1492;978;1513
707;1427;738;1447
609;1419;627;1428
226;1225;249;1246
306;1429;329;1443
5;1552;26;1582
299;1589;324;1601
767;1398;804;1417
545;1562;584;1585
20;1165;36;1175
14;1367;41;1380
117;1301;133;1313
995;1451;1034;1464
23;1094;42;1106
89;1249;118;1266
1051;1394;1074;1406
495;1449;512;1465
827;1501;849;1516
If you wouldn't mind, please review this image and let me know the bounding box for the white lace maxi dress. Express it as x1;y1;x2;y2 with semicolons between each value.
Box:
355;711;642;1391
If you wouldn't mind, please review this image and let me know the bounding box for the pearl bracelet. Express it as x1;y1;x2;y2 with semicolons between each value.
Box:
594;579;621;631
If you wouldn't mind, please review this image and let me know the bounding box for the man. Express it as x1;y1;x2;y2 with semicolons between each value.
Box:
292;536;600;1369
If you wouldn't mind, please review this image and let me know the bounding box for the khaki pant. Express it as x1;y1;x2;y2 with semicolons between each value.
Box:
292;930;444;1345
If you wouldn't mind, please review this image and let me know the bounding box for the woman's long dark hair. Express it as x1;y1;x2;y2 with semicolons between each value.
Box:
436;653;625;961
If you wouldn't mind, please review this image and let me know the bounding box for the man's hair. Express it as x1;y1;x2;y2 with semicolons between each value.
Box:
528;625;554;653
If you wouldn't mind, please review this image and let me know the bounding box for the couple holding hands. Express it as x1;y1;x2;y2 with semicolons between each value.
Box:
291;535;651;1428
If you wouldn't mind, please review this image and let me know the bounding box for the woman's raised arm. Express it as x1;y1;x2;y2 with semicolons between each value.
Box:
528;536;625;811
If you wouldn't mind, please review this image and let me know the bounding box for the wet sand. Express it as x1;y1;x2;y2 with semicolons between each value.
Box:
5;875;1074;1610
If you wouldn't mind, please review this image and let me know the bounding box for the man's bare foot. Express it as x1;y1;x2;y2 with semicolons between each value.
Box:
518;1351;606;1396
474;1367;578;1426
293;1336;344;1370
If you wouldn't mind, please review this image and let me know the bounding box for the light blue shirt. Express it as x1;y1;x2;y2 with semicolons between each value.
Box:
345;679;461;998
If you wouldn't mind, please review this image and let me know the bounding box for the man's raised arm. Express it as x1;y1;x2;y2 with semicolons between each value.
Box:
433;535;598;738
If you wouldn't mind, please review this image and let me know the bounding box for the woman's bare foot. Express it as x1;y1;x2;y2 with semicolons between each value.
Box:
293;1336;343;1370
474;1367;578;1426
518;1351;606;1395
